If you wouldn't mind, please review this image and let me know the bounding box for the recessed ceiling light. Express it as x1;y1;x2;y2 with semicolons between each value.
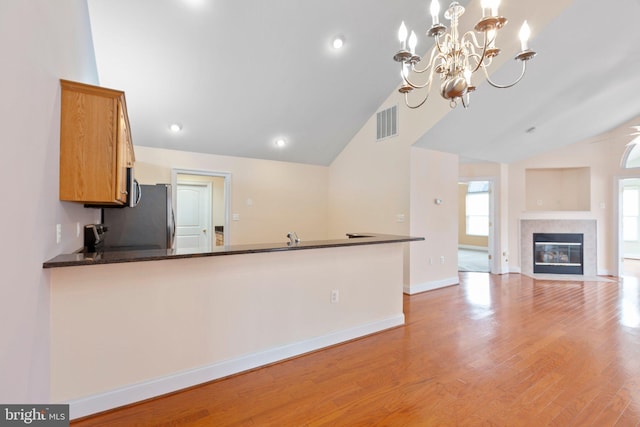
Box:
183;0;205;7
170;123;182;133
332;36;345;49
275;138;286;148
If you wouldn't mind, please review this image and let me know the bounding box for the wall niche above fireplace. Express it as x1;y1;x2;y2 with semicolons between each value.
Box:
525;167;590;211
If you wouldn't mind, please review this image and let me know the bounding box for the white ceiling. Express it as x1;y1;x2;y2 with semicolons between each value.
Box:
87;0;640;167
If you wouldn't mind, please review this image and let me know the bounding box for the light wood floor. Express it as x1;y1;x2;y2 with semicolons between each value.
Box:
72;272;640;426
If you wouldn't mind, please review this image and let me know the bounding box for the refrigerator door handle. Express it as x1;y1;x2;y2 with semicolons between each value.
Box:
170;209;176;248
134;180;142;205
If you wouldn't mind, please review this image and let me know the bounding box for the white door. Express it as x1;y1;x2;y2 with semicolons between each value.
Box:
176;182;212;251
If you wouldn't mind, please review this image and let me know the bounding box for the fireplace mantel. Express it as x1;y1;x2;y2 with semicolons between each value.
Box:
520;220;596;276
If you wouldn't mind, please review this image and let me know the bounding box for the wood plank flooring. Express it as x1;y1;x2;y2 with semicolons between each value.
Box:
72;272;640;426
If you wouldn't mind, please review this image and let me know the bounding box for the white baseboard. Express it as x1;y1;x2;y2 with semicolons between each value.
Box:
404;276;459;295
67;314;405;420
598;268;613;277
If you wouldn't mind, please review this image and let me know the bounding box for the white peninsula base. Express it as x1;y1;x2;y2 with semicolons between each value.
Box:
50;242;406;418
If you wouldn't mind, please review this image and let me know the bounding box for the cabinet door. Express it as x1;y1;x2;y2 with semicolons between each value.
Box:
60;89;120;203
114;102;129;204
59;80;135;205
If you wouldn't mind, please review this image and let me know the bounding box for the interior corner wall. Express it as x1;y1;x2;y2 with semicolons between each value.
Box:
407;147;459;294
326;113;412;240
0;0;100;403
327;76;454;241
507;122;640;276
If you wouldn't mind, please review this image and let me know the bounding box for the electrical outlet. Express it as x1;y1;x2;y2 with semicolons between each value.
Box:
76;222;81;238
440;256;445;264
56;224;62;244
330;289;339;304
429;257;433;265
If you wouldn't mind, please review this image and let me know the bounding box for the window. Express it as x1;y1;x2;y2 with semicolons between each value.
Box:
623;187;639;241
466;181;489;236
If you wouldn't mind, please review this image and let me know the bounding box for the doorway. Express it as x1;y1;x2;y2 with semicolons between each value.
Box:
458;179;494;273
618;177;640;277
172;169;230;250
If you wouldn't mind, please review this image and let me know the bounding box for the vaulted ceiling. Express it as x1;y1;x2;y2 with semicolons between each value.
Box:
87;0;640;166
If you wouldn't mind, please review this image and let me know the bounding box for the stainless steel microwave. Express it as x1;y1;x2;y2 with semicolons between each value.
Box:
126;168;141;207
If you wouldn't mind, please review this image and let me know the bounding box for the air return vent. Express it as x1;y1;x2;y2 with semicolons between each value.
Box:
376;105;397;141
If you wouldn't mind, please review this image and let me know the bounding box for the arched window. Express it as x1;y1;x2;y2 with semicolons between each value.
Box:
622;136;640;169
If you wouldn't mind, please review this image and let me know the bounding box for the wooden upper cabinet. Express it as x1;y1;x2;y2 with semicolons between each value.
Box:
59;79;136;205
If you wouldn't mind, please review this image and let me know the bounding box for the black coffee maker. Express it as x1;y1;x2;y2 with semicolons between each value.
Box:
84;224;108;253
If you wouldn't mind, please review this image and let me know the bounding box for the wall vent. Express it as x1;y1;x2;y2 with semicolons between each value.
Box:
376;105;398;141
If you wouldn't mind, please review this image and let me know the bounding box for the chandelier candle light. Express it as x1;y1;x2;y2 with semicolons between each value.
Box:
394;0;536;109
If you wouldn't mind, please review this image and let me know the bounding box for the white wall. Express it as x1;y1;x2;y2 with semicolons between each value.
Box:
0;0;99;403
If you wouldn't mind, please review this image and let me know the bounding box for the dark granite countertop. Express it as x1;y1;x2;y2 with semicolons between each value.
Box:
43;233;424;268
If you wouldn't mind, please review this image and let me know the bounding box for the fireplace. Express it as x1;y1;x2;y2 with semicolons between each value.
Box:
533;233;583;274
520;220;596;277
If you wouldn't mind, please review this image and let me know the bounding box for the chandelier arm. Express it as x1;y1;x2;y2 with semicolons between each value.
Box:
463;31;489;73
404;89;431;109
402;65;435;90
410;47;440;74
434;36;443;54
438;33;453;54
462;31;484;50
461;92;470;108
466;51;488;73
483;59;528;89
403;56;439;108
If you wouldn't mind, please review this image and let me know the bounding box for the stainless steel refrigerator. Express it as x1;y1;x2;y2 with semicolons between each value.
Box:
102;184;175;250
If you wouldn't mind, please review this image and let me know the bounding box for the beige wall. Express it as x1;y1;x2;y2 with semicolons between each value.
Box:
462;116;640;276
6;0;611;409
134;146;329;245
525;167;591;211
0;1;99;403
408;148;459;293
507;130;631;275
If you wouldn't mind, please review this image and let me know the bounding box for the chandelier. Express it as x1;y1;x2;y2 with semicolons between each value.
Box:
393;0;536;109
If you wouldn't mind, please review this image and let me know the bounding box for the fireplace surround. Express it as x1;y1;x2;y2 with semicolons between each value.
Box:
521;220;596;276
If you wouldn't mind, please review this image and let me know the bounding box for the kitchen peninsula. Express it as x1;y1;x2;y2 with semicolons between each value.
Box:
45;233;423;419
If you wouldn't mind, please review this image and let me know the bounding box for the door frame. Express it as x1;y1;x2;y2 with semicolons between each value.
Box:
458;177;497;274
615;175;640;277
171;168;231;246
